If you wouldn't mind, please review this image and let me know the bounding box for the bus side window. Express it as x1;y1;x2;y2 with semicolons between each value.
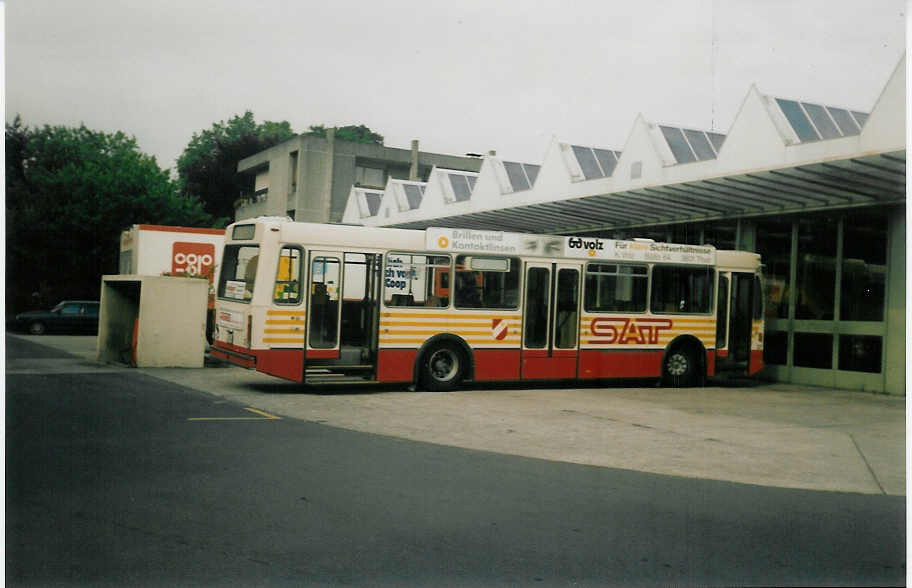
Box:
454;255;520;310
384;253;451;308
273;246;302;304
650;265;714;314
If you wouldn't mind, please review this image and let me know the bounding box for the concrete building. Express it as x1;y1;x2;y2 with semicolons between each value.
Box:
235;132;482;224
343;58;906;395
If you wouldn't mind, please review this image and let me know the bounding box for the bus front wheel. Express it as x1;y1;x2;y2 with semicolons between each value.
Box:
662;347;698;387
421;343;465;392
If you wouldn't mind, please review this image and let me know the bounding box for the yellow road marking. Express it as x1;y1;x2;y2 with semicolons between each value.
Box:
188;407;281;421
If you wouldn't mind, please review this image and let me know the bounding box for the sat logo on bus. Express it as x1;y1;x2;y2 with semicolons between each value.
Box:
172;242;216;279
589;317;673;344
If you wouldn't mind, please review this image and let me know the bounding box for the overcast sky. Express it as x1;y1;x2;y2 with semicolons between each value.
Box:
4;0;906;171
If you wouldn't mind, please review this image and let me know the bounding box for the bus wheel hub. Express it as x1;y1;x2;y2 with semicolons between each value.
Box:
667;353;688;376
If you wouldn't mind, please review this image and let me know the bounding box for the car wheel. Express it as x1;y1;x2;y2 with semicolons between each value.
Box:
28;321;46;335
663;347;697;387
421;343;465;392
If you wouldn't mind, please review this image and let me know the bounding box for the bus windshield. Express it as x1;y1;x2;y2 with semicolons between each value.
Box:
218;244;259;302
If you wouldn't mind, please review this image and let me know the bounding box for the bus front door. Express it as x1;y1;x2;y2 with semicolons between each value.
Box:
307;251;343;362
715;271;753;372
521;262;581;380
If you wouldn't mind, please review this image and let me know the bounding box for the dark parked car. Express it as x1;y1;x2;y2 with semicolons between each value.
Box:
11;301;100;335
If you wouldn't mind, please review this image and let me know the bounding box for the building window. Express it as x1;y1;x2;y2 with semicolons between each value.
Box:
795;216;837;320
288;151;298;194
502;161;539;192
841;212;887;321
838;335;882;373
447;173;475;202
756;219;793;319
793;333;832;369
702;221;736;250
570;145;620;180
671;223;702;245
355;165;386;188
764;331;788;365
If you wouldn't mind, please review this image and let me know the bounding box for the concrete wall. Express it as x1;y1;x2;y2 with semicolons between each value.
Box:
237;135;482;224
98;276;208;368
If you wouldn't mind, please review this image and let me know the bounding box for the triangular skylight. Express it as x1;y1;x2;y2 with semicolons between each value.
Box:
658;126;725;164
773;98;868;143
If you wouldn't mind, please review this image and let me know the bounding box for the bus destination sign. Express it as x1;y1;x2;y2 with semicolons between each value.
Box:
563;237;715;265
427;228;714;264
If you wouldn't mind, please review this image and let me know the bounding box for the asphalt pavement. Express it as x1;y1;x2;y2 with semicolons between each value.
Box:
7;333;906;496
7;333;907;586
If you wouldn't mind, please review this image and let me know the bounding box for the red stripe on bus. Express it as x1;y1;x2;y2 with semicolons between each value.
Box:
522;356;577;380
377;349;418;382
705;350;716;377
306;349;340;359
578;349;663;379
259;349;304;382
749;350;764;375
473;349;520;380
210;346;255;369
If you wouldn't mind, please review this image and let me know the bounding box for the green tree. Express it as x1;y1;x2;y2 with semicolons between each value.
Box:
176;111;295;225
5;117;213;312
305;124;384;145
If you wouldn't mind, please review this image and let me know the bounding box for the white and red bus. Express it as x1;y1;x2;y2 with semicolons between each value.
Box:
211;217;763;389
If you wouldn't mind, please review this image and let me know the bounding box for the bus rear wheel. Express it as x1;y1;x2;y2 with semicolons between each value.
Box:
421;343;465;392
662;347;698;387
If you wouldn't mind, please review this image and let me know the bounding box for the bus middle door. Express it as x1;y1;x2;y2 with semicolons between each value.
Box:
521;262;581;380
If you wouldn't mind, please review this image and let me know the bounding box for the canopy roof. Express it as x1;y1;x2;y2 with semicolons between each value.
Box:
346;57;904;234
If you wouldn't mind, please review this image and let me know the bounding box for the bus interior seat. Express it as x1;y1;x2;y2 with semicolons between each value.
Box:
390;294;414;306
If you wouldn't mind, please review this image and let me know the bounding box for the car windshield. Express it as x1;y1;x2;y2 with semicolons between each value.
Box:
50;302;66;313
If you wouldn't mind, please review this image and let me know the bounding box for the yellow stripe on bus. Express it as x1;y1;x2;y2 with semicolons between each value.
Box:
266;310;306;316
382;312;521;320
264;338;305;344
265;319;307;326
580;316;713;324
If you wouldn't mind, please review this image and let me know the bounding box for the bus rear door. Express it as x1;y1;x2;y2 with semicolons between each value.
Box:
521;262;581;380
